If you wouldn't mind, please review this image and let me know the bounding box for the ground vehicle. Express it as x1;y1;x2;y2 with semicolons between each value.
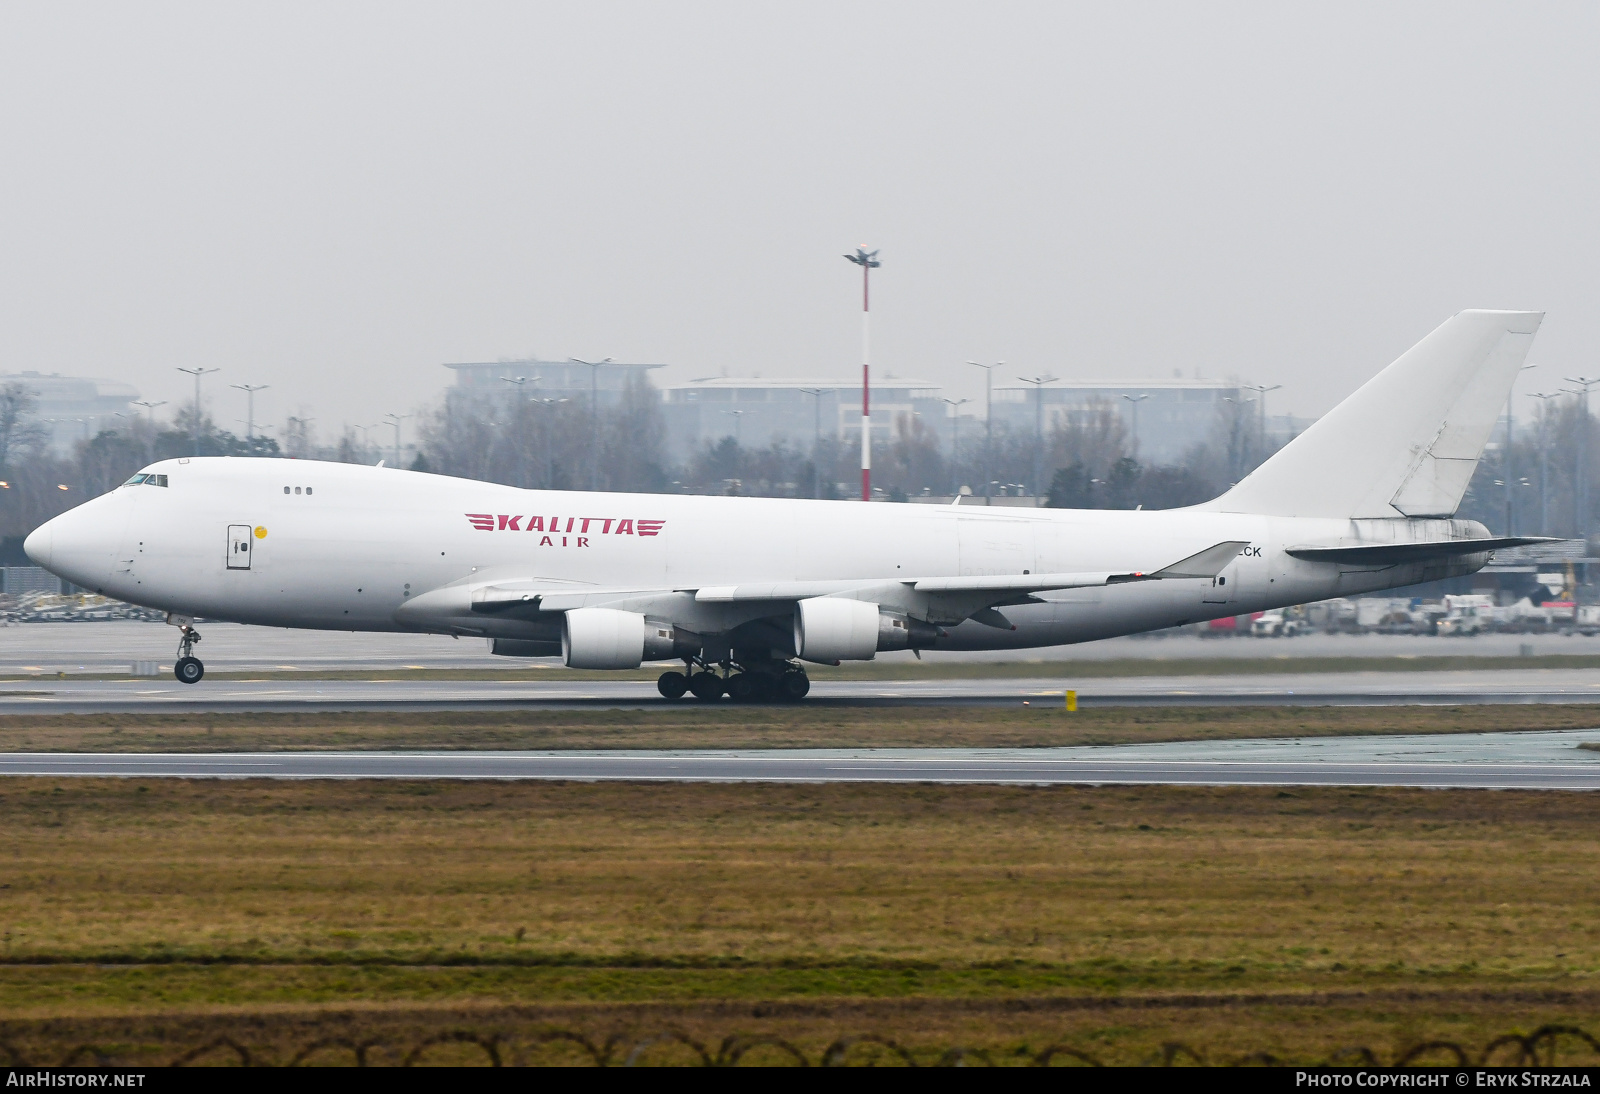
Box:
1436;594;1497;636
1250;610;1304;637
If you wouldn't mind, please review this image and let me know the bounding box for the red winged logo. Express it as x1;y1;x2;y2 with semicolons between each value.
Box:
464;513;666;538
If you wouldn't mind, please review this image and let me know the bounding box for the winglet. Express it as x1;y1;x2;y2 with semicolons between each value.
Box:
1153;541;1250;579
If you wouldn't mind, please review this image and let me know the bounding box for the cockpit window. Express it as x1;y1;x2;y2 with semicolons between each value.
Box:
123;474;148;486
122;473;169;488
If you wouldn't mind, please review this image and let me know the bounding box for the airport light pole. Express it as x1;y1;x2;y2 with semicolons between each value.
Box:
1528;392;1559;535
383;412;412;468
943;398;970;497
1566;376;1600;538
501;376;539;486
1242;383;1281;458
175;367;220;456
229;384;268;441
531;397;566;489
133;400;166;426
569;357;614;491
845;247;880;501
1121;393;1150;457
1017;373;1058;500
966;361;1001;505
800;388;827;499
722;409;745;447
285;415;314;459
1502;365;1535;535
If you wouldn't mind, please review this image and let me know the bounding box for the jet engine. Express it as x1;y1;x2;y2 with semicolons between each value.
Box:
561;608;679;669
793;598;940;663
489;638;562;657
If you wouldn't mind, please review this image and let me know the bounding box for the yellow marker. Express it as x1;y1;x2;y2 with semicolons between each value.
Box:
254;526;268;539
1065;689;1077;712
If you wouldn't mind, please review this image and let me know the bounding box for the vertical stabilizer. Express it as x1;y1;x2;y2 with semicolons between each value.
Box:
1200;310;1542;519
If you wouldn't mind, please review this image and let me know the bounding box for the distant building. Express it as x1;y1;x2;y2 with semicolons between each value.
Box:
661;377;944;458
990;379;1244;464
0;372;140;454
443;358;665;408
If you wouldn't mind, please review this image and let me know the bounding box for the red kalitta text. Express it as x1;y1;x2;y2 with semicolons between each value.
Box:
465;514;665;542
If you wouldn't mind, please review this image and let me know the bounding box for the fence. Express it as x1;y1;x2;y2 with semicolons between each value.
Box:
0;566;61;596
2;1024;1598;1067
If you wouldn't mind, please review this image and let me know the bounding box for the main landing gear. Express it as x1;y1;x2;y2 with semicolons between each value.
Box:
174;626;204;685
657;657;810;703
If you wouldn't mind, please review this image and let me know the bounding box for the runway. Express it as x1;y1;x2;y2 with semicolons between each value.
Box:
5;730;1599;788
1;668;1600;713
2;621;1598;675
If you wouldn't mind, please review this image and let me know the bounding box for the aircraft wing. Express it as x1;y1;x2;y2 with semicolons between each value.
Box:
641;541;1248;605
911;540;1249;593
400;541;1250;632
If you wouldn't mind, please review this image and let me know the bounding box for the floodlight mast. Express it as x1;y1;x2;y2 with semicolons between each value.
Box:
175;367;220;456
943;397;970;497
1527;391;1559;535
1242;384;1282;458
1565;375;1600;537
844;247;880;501
383;412;412;467
800;388;827;499
967;362;1001;505
569;358;614;491
1121;393;1150;457
230;384;269;440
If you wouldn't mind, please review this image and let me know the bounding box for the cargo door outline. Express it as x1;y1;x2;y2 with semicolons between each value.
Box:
956;518;1036;577
227;525;253;570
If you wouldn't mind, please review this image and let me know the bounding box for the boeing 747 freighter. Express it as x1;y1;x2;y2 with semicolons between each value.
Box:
24;310;1547;700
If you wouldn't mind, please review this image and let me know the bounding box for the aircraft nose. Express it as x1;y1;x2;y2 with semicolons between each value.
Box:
23;522;51;568
24;496;124;589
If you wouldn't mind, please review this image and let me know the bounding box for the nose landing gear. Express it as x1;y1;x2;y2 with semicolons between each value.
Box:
173;626;204;685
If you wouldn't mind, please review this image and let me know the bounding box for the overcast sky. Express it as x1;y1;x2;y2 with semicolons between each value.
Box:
1;2;1597;440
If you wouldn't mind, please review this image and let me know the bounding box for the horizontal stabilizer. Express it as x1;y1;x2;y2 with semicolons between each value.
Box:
1286;536;1560;566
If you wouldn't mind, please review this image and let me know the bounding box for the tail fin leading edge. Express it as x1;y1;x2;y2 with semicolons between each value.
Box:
1203;310;1543;519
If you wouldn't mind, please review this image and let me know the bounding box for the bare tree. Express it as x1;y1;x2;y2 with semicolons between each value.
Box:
0;382;48;472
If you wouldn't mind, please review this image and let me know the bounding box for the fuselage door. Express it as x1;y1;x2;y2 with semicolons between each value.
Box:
227;525;253;570
1201;557;1239;604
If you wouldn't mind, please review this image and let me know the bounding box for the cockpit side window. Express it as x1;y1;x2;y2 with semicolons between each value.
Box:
123;474;148;487
123;472;169;488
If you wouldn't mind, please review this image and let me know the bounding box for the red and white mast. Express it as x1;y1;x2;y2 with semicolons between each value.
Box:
845;246;880;501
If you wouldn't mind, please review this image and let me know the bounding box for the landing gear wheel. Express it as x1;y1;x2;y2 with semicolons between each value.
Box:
174;656;205;685
780;672;811;700
687;672;724;700
725;673;756;702
656;670;688;699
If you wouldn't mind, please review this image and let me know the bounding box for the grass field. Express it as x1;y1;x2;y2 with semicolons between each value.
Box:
0;702;1598;753
3;774;1600;1064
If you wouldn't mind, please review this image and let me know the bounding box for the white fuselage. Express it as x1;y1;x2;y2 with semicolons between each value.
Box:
25;457;1488;656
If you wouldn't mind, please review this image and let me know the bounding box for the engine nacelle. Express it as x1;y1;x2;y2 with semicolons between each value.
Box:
562;608;681;669
489;638;562;657
793;597;880;663
877;612;943;651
